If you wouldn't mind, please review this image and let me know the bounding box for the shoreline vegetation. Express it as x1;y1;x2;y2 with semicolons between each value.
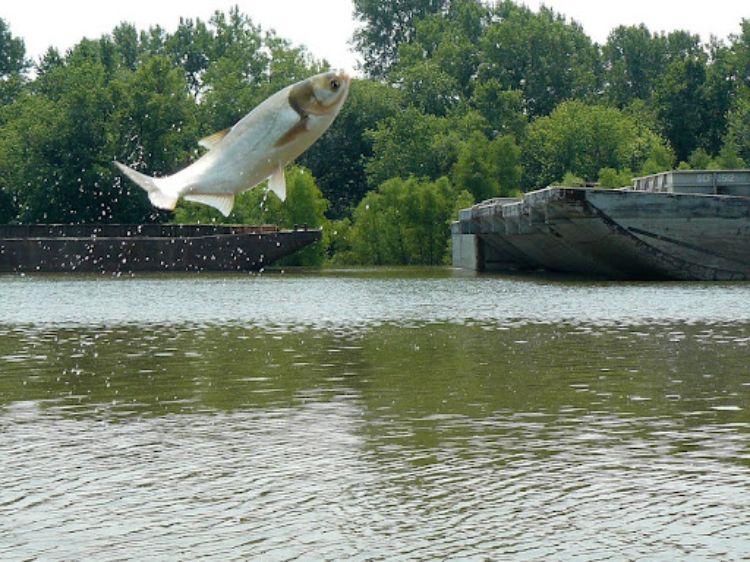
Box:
1;2;749;267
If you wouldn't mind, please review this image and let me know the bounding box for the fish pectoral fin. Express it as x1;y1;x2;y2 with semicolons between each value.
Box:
198;127;231;150
267;165;287;202
184;193;235;217
273;118;308;148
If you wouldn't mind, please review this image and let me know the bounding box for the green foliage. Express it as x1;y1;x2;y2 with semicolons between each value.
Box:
0;61;122;223
479;2;600;118
716;139;747;169
0;18;28;75
653;56;709;162
349;177;458;265
521;100;672;188
722;93;750;165
598;168;633;189
325;218;355;265
640;142;677;176
392;59;461;117
602;25;667;107
364;107;452;188
452;132;522;201
701;39;738;154
278;167;329;266
0;18;29;104
470;81;527;139
352;0;450;78
111;55;199;175
554;172;586;187
686;148;719;170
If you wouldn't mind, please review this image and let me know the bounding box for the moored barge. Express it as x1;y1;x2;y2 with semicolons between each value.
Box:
0;224;321;273
452;170;750;280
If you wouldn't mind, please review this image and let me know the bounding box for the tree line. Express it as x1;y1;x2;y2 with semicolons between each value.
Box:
1;1;749;266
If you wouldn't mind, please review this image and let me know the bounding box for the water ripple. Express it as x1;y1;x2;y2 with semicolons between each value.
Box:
1;272;749;559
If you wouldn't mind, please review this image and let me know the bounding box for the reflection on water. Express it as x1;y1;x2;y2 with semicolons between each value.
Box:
1;270;749;559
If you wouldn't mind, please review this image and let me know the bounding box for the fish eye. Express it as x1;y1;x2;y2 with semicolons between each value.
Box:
330;79;340;91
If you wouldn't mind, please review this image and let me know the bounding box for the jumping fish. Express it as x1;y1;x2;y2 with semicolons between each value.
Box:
115;70;351;217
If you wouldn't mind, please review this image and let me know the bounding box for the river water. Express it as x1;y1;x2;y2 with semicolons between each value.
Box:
1;268;749;560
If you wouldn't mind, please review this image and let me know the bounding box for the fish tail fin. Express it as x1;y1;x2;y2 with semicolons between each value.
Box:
114;161;179;211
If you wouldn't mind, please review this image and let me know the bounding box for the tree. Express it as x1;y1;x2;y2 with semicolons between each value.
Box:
112;23;141;71
598;167;633;188
0;18;30;104
686;148;718;170
479;2;600;118
452;132;496;201
701;39;738;155
394;0;489;99
164;17;212;94
349;176;457;265
521;100;672;189
197;10;270;130
111;56;199;174
452;132;522;201
278;167;329;265
364;107;451;187
352;0;451;78
653;56;709;162
365;107;488;189
391;59;461;116
722;93;750;165
602;25;668;107
470;80;527;139
733;20;750;92
1;60;116;223
639;142;676;175
0;18;27;75
197;12;322;134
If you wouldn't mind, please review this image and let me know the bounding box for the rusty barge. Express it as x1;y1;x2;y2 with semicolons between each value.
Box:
0;224;321;273
452;170;750;280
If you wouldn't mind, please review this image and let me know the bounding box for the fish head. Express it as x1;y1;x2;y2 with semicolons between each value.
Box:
273;71;351;150
288;70;351;118
310;70;351;111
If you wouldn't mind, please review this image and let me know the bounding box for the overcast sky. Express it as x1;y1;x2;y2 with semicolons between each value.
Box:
3;0;749;73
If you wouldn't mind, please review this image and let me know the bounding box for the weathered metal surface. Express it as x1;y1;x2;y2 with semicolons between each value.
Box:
452;170;750;280
0;224;321;273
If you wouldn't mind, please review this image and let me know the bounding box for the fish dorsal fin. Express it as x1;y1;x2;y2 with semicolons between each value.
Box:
198;127;231;150
184;193;235;217
267;165;287;201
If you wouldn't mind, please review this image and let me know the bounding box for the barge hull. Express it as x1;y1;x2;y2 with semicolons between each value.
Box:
452;170;750;281
0;224;321;273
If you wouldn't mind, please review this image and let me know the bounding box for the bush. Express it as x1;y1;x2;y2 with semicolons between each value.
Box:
349;176;459;265
598;167;633;188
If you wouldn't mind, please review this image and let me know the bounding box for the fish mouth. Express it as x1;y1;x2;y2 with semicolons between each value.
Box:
333;69;352;88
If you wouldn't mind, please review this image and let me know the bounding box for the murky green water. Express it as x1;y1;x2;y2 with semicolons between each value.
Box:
1;269;749;560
